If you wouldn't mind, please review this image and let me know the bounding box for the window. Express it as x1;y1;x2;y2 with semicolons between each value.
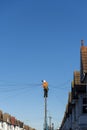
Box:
83;98;87;104
82;98;87;113
83;106;87;113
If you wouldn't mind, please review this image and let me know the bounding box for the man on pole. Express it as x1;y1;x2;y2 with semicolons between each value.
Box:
42;80;49;97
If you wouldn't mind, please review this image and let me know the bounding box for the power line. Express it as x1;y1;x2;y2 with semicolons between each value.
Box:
0;79;71;96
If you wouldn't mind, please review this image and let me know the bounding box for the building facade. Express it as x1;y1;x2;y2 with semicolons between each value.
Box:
59;42;87;130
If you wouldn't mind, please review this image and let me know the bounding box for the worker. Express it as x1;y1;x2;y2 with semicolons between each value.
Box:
42;80;49;97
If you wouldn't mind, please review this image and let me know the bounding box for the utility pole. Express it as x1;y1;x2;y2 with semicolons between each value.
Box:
48;116;52;130
42;80;49;130
52;123;54;130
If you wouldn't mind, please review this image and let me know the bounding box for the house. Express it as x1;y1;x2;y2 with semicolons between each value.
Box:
59;41;87;130
0;110;35;130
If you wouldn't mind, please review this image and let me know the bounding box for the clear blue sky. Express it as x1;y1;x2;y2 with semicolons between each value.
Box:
0;0;87;130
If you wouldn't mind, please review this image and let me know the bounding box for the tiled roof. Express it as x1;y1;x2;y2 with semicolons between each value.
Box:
68;92;72;103
74;71;80;85
80;46;87;73
0;109;35;130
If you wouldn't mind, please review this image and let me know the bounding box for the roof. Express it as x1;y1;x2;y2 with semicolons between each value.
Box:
80;46;87;73
68;92;72;104
74;71;80;85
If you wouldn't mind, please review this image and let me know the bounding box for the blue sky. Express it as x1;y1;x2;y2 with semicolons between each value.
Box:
0;0;87;130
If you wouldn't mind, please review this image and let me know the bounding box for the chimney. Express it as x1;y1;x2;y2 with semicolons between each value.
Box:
81;40;84;46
